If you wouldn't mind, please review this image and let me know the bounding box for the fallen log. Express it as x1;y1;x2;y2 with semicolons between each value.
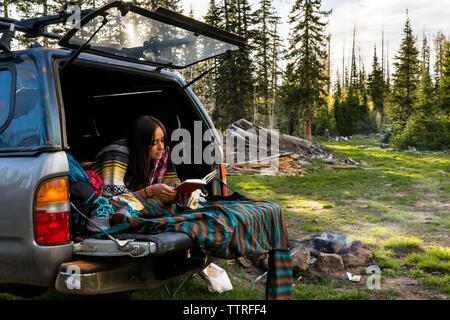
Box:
328;165;359;170
223;119;332;176
327;165;382;171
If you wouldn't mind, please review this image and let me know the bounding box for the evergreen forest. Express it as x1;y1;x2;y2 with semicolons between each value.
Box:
2;0;449;150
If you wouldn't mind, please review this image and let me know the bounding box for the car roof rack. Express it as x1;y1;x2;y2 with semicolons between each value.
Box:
0;2;92;56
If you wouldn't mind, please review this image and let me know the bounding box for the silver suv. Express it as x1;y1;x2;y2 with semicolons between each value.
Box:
0;1;245;297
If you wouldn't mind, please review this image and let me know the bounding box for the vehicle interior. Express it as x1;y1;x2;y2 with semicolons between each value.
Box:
55;59;219;290
57;59;218;188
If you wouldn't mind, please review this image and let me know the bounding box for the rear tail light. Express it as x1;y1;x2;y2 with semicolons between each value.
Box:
34;177;70;245
220;163;227;196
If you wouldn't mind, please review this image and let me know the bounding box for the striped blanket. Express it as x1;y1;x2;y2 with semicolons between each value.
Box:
86;141;292;299
111;195;293;300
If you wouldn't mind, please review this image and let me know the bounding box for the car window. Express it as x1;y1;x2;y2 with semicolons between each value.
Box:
0;59;51;151
0;69;12;132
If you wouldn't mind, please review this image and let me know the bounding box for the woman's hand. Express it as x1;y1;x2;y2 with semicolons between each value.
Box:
148;184;177;203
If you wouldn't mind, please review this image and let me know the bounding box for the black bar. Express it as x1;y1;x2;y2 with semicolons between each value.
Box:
0;17;18;23
0;9;92;39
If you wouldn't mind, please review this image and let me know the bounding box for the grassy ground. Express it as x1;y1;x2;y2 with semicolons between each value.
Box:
2;138;449;300
223;137;450;300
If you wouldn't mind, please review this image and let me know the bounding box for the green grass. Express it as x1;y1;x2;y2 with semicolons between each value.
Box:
293;278;371;300
133;260;266;300
226;137;450;299
423;275;450;294
382;236;424;251
372;249;402;271
0;293;22;300
404;247;450;273
407;254;450;295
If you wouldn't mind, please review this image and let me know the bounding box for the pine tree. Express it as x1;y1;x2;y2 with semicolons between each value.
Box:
332;71;343;135
358;64;368;106
433;31;447;89
416;33;434;114
279;63;301;135
368;45;386;125
253;0;281;128
338;88;360;136
417;45;435;115
312;32;332;136
204;0;223;28
147;0;182;11
441;42;450;116
200;0;224;115
287;0;331;139
268;23;284;129
210;0;255;131
334;27;373;136
394;41;449;151
349;26;358;87
326;34;331;94
433;31;448;110
343;66;349;89
182;5;206;105
421;33;431;78
387;11;421;144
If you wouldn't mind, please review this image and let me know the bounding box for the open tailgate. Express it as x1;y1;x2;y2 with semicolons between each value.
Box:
54;232;210;295
72;232;193;258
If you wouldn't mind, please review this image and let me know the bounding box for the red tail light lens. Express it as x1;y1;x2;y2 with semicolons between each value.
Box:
34;178;70;245
220;163;227;196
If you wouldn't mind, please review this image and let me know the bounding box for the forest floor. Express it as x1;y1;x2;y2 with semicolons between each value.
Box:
2;138;448;301
219;137;450;300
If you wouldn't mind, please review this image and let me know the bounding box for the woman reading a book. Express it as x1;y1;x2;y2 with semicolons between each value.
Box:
124;115;189;204
90;115;190;211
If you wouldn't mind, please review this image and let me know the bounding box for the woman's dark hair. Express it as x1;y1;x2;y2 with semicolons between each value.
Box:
124;115;168;190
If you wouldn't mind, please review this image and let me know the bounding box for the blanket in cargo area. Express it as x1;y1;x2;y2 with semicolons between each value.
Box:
114;196;293;300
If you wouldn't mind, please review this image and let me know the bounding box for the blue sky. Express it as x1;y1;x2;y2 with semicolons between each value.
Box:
183;0;450;81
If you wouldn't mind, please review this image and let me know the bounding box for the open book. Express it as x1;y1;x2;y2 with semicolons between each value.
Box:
174;170;217;195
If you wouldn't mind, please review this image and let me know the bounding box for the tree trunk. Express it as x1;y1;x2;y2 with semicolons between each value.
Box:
306;119;312;140
3;0;8;17
224;0;229;30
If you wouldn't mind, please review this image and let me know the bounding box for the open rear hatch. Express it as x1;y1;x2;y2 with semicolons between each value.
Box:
58;0;247;69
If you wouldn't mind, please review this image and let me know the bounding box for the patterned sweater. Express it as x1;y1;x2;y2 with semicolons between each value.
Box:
88;139;180;211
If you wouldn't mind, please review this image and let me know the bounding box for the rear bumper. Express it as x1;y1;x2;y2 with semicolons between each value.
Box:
0;241;73;287
55;252;211;295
